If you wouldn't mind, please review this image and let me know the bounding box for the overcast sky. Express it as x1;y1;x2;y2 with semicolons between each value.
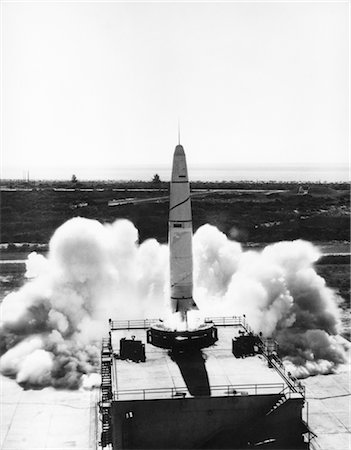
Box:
1;1;349;178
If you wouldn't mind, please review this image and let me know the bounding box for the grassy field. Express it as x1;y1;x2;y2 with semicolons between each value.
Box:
1;180;349;244
315;263;350;303
0;262;26;301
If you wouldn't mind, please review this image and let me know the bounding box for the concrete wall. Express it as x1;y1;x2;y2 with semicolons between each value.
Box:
111;394;306;449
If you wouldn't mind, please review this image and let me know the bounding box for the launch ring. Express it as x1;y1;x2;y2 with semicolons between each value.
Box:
147;322;218;351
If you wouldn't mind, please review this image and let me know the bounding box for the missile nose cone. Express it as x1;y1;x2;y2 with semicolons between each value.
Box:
174;144;185;156
171;144;188;181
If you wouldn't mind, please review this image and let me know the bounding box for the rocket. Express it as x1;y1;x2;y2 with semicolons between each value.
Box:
169;143;198;323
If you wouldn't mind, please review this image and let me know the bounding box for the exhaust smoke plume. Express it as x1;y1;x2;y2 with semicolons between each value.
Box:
0;218;348;389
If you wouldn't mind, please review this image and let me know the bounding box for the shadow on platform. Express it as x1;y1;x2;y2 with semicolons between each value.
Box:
170;349;210;396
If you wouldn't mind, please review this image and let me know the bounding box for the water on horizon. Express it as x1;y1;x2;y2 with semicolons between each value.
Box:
2;164;349;183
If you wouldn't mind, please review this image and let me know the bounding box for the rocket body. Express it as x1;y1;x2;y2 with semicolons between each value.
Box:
169;145;198;319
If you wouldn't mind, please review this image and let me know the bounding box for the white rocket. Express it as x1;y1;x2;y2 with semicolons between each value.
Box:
169;143;198;323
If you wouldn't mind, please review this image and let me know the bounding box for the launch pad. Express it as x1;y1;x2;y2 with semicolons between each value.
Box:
100;316;309;449
146;321;218;350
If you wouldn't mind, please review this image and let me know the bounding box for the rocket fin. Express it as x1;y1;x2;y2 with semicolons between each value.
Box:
171;297;199;314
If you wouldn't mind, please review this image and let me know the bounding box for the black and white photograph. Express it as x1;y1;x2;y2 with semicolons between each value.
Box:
0;1;349;449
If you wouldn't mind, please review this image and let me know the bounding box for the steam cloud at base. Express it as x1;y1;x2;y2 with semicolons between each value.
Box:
0;218;349;389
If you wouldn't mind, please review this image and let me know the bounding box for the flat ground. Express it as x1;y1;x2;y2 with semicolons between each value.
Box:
0;375;98;450
304;363;351;450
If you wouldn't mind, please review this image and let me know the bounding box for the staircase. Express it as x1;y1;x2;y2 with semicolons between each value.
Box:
100;337;113;447
197;393;290;448
266;394;288;416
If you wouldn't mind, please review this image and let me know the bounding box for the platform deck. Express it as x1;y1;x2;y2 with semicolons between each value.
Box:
111;325;287;401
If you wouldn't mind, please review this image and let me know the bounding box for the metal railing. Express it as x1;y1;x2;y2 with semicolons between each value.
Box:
254;336;305;397
109;318;159;330
108;315;305;398
112;382;285;401
204;316;245;327
266;357;305;396
109;316;247;330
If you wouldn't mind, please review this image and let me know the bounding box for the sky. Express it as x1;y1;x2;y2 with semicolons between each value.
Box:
1;1;349;180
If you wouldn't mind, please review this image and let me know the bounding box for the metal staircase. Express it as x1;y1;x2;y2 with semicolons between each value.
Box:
100;337;113;447
266;393;288;416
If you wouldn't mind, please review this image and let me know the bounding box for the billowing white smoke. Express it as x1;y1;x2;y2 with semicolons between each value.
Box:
193;225;349;377
0;218;348;388
0;218;169;389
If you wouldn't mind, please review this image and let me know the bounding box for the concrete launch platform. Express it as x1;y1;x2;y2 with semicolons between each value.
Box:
304;367;351;450
0;375;98;450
